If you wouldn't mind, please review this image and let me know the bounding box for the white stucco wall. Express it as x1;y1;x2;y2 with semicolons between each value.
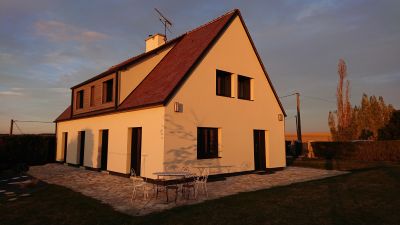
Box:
164;16;286;174
56;107;165;178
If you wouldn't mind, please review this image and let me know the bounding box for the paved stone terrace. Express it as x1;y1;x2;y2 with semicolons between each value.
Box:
28;164;347;215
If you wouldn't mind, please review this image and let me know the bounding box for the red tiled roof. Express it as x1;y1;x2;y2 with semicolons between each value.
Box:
118;9;237;110
55;106;71;122
55;9;286;122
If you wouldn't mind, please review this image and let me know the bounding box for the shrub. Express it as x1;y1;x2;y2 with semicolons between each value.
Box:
311;141;400;161
0;134;55;170
378;110;400;140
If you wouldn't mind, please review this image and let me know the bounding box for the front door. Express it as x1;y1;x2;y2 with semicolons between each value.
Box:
130;128;142;176
78;131;85;166
100;130;109;170
253;130;266;170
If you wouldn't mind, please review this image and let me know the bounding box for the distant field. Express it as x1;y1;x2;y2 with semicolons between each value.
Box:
285;132;331;142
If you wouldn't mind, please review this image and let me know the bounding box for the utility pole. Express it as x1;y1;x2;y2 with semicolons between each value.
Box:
9;119;14;135
296;93;302;142
279;92;303;143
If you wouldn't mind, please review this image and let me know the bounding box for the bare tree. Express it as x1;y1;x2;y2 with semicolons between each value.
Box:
329;59;353;141
337;59;352;129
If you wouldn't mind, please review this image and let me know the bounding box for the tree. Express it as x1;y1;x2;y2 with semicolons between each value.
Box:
328;59;395;141
354;94;395;140
378;110;400;140
329;59;353;141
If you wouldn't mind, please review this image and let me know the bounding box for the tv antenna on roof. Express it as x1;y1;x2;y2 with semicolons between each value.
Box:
154;8;173;41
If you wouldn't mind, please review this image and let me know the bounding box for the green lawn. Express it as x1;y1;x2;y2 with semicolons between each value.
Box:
1;162;400;225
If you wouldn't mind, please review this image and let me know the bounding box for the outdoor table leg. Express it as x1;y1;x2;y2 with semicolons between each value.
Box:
155;177;163;199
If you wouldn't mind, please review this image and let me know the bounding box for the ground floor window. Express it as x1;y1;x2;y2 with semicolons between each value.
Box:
197;127;219;159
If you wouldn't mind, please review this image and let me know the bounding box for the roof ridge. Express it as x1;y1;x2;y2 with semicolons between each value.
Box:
107;34;184;70
186;9;238;35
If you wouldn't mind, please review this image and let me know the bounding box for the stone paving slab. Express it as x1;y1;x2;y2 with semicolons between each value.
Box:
0;174;45;203
28;164;347;215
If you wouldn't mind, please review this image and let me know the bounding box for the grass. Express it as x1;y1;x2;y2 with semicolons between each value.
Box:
1;162;400;225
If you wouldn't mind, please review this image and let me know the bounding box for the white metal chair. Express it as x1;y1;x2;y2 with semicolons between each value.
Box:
181;167;198;199
130;169;151;203
195;168;209;198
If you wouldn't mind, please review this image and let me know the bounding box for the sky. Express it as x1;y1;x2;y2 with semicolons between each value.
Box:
0;0;399;134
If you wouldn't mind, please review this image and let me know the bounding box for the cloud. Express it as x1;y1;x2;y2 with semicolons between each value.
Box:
34;20;109;42
295;1;335;21
47;87;69;94
0;91;23;96
0;52;13;60
359;72;400;85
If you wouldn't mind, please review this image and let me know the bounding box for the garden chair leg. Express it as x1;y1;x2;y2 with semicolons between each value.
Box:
166;188;169;202
131;189;136;205
204;183;208;197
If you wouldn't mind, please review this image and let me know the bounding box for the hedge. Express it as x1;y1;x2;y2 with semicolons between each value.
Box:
285;141;304;156
310;141;400;161
0;134;56;170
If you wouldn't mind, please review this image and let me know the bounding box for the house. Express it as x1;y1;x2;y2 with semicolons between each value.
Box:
54;9;286;178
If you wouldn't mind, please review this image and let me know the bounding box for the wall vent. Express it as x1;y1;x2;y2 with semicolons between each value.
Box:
174;102;183;113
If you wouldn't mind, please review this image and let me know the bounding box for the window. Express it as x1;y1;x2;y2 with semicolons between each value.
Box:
238;75;251;100
103;79;113;103
197;127;219;159
76;90;84;109
216;70;231;97
90;86;95;107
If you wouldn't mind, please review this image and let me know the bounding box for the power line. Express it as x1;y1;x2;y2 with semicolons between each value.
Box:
14;120;53;124
302;95;336;104
279;93;297;99
278;92;302;142
13;122;24;134
9;119;55;135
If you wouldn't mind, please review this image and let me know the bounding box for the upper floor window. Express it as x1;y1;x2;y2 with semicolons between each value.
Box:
90;85;95;107
76;90;84;109
197;127;219;159
103;79;113;103
238;75;251;100
216;70;231;97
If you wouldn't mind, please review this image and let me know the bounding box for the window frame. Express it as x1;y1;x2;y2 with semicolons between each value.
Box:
102;79;113;103
237;75;252;100
197;127;219;159
216;70;232;97
76;90;84;109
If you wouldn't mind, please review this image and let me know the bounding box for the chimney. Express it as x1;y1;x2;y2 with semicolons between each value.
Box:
145;33;166;52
